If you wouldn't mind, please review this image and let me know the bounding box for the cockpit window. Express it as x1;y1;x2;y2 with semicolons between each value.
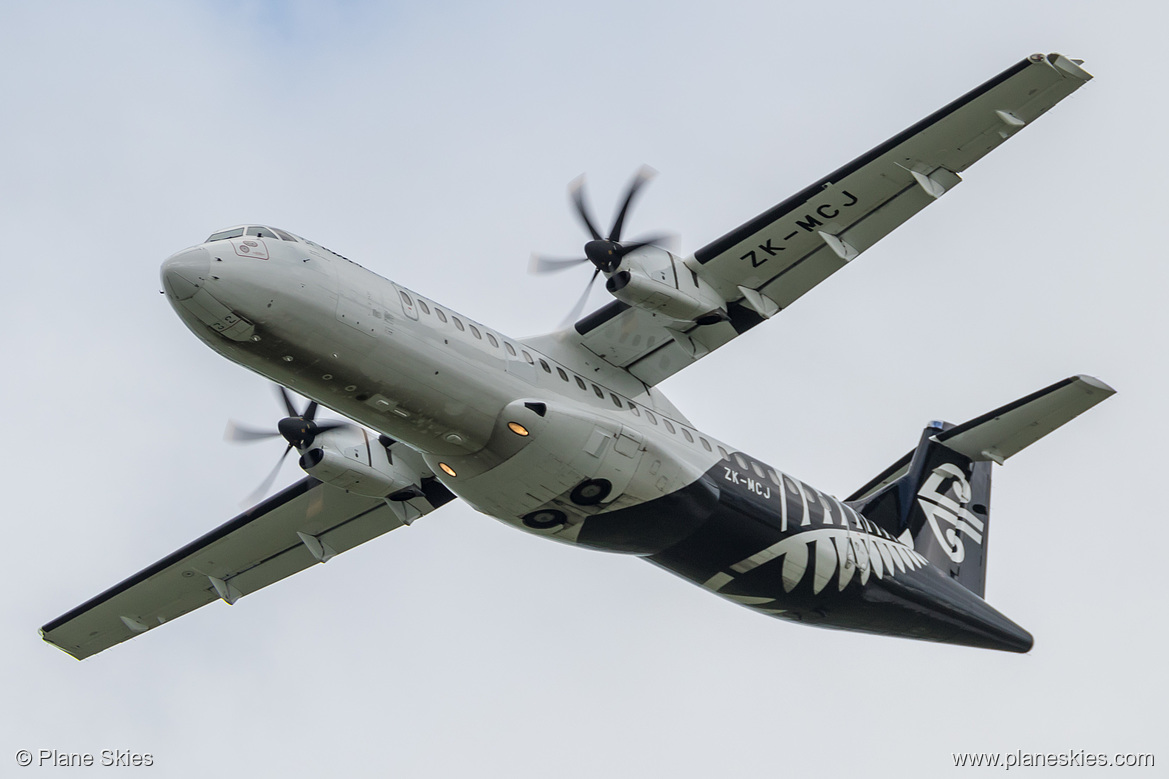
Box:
208;225;299;243
207;227;245;242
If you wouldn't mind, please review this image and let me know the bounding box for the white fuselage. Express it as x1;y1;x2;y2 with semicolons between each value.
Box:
161;231;775;547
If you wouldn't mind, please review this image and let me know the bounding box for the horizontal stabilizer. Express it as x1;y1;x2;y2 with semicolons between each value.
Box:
848;375;1115;503
934;375;1114;464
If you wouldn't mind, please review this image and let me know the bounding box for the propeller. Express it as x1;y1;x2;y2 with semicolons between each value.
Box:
531;166;673;325
226;385;350;505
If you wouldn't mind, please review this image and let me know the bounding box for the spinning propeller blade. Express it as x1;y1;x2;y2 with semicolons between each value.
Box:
569;175;604;241
227;385;353;505
224;421;282;443
559;268;602;329
607;166;655;242
529;255;591;274
243;444;294;507
532;166;674;325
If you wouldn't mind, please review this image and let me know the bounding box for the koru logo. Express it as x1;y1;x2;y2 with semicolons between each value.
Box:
916;463;985;563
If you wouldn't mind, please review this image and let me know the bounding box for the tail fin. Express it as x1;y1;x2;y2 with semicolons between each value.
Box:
847;375;1115;597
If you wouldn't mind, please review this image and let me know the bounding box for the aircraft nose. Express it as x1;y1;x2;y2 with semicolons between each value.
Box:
161;246;210;301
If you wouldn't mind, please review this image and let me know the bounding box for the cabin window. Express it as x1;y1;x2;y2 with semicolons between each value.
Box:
629;404;640;417
557;367;569;382
399;290;413;306
610;393;623;408
768;469;782;486
469;324;482;340
751;461;765;479
539;359;551;373
718;446;730;460
682;428;694;443
663;419;676;434
522;350;534;364
487;333;499;348
435;309;447;323
452;316;465;332
505;342;517;356
646;411;658;425
575;376;587;391
700;437;712;452
592;384;604;399
734;453;748;469
418;300;430;315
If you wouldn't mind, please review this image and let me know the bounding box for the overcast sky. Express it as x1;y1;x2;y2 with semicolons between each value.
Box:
2;1;1164;776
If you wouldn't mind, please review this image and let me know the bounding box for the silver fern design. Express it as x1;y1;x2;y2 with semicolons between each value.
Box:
704;528;929;606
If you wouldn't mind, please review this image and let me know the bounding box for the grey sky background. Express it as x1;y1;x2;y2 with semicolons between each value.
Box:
2;1;1164;776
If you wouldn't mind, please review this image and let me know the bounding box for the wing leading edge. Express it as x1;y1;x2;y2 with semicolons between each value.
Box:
41;476;456;660
567;53;1091;387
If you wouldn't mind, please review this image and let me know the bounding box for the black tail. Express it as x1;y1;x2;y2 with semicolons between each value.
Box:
850;424;993;596
847;375;1114;598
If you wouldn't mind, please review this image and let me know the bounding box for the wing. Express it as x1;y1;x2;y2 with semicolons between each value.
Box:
41;475;456;660
565;53;1091;387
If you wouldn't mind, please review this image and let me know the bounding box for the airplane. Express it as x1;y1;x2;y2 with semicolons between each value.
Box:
41;52;1112;660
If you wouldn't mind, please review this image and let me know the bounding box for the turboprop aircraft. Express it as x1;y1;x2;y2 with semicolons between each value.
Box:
42;52;1112;660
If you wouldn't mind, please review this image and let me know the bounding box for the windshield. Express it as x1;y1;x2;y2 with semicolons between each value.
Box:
207;225;299;243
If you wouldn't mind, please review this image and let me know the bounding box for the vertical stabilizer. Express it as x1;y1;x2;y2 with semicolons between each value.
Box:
852;425;993;596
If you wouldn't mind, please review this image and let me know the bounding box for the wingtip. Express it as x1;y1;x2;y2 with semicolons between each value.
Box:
1035;52;1093;81
1072;374;1116;396
39;629;84;661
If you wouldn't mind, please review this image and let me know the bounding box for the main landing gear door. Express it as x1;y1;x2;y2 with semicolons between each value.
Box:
572;426;644;506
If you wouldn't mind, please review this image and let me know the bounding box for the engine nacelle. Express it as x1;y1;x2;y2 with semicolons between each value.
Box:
605;246;726;324
298;429;422;500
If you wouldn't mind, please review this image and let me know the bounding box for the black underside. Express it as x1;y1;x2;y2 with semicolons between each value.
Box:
577;463;1032;653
